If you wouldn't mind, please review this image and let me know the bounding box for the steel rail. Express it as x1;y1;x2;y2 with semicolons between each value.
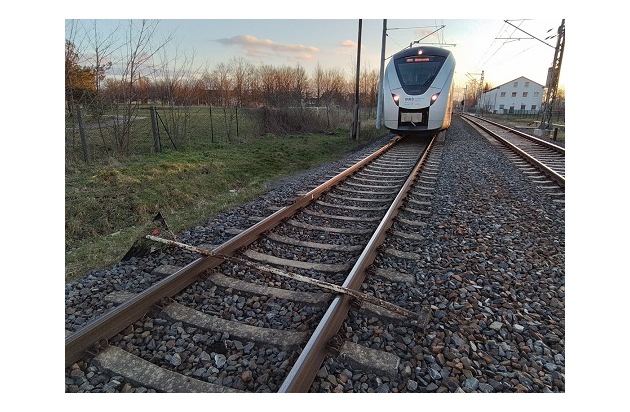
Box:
65;135;403;368
278;134;437;393
462;114;565;154
461;115;565;187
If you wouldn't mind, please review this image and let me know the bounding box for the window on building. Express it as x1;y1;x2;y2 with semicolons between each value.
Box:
534;92;539;97
525;81;529;87
513;81;518;87
523;92;528;97
499;104;504;109
500;92;505;97
511;92;517;97
531;105;537;110
520;104;526;110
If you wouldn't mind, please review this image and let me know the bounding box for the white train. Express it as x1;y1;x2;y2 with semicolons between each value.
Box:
383;46;455;136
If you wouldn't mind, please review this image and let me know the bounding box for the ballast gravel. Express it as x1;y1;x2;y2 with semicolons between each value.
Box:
66;116;564;393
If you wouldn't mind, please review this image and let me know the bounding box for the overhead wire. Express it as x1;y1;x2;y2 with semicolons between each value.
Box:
385;23;448;58
475;19;548;76
474;21;510;71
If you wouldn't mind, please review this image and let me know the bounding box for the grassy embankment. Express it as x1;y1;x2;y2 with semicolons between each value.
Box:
65;130;383;283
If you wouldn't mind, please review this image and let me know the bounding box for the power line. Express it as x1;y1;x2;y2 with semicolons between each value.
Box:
503;19;556;49
386;25;443;31
478;19;557;82
385;23;455;59
474;21;509;72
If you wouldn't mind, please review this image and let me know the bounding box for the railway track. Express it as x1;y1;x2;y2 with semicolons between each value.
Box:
66;116;565;393
308;137;445;392
66;134;438;392
459;114;565;205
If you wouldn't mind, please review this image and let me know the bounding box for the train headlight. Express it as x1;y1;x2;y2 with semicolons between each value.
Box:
430;92;440;105
392;93;400;106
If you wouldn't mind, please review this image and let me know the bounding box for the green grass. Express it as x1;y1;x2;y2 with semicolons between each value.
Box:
65;130;381;283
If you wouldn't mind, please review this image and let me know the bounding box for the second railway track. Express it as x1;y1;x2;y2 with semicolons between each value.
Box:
460;114;565;190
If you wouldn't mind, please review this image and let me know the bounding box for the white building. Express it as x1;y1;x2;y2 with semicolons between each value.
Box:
476;76;544;114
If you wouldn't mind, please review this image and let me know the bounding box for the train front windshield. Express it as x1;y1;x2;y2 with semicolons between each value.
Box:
394;55;446;95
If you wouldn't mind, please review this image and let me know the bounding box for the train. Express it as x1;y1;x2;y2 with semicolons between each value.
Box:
382;46;455;136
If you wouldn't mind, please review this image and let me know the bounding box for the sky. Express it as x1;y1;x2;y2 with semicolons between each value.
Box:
66;17;565;100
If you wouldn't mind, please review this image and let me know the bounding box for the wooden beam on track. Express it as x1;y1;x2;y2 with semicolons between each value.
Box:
144;235;425;323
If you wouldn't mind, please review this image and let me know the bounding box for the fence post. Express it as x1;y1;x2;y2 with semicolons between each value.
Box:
150;106;161;152
76;104;90;165
235;105;239;138
209;105;214;143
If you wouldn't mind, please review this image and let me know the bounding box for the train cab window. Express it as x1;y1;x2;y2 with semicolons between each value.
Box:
394;54;446;95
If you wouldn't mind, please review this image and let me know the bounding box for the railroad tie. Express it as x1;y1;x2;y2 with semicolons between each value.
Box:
93;346;242;393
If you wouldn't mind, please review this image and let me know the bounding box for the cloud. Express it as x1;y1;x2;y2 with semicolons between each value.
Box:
340;39;357;48
215;34;319;60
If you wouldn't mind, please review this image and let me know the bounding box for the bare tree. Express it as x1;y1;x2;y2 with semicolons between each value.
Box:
228;57;254;107
212;62;233;107
360;65;379;114
66;20;119;159
312;63;324;108
83;21;119;153
211;62;238;140
153;42;198;146
273;66;290;106
319;67;348;128
292;64;309;107
323;67;348;106
109;19;173;154
259;64;276;107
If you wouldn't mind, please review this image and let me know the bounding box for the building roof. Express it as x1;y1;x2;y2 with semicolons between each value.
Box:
485;76;544;93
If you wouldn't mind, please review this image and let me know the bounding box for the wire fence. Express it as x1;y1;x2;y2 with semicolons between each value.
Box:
65;104;376;168
475;108;565;125
503;109;564;125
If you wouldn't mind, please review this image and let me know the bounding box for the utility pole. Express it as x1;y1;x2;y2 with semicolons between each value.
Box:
542;19;565;130
478;70;484;115
463;85;467;113
351;19;362;140
375;19;387;130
